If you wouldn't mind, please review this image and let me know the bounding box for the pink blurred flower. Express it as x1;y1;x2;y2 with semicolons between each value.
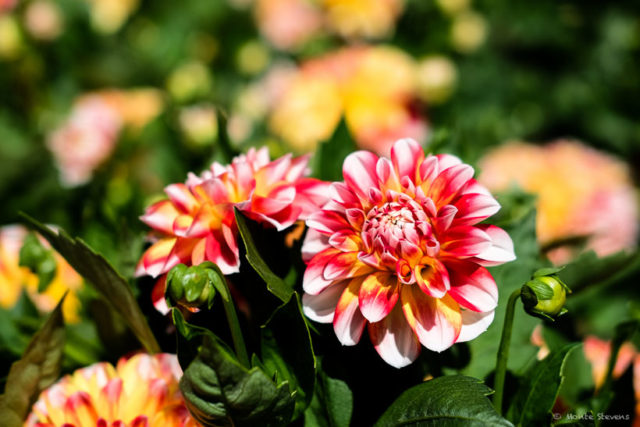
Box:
136;147;329;284
0;0;17;14
301;138;515;368
255;0;323;51
26;353;198;426
478;140;638;264
47;97;122;187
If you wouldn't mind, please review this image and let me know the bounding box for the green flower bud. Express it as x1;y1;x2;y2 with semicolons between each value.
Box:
521;267;570;320
166;263;219;310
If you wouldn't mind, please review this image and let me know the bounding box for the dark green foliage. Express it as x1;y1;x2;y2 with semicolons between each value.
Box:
375;376;512;427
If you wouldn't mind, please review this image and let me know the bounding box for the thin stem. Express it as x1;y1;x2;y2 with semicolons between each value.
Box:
493;288;522;415
219;278;250;368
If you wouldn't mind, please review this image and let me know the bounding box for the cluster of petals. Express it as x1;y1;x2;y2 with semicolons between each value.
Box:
268;45;427;155
136;147;328;286
301;138;515;368
0;225;83;322
478;140;638;264
26;353;198;427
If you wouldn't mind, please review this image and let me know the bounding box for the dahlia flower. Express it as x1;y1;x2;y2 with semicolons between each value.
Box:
478;140;638;264
301;138;515;368
136;147;329;280
26;353;198;427
0;225;83;323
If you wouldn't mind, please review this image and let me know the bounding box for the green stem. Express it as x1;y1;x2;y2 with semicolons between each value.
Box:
493;288;522;415
218;278;250;368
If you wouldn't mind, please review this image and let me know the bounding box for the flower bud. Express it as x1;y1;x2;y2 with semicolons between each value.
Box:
521;267;570;320
165;263;219;311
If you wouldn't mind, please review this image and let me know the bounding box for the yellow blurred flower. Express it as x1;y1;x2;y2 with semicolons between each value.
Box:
179;104;218;146
269;45;428;155
26;353;199;426
85;0;139;34
0;226;83;323
450;11;488;53
167;61;213;103
0;14;23;60
323;0;405;40
478;140;638;264
415;55;458;104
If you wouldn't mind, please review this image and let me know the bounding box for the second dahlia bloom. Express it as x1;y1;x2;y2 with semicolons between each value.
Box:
302;139;515;368
137;148;328;279
26;353;198;426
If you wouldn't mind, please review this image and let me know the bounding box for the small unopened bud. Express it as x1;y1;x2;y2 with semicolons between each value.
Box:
166;263;219;310
521;267;570;320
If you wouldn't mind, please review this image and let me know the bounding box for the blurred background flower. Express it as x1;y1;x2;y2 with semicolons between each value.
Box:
478;140;638;264
0;225;83;322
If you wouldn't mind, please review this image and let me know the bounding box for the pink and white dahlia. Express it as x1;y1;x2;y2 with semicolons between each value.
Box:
137;147;329;279
301;138;515;368
26;353;198;427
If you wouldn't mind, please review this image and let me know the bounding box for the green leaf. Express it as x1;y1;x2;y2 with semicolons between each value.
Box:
374;375;512;426
0;295;66;427
312;119;356;182
261;294;316;420
180;333;295;427
532;266;564;278
234;208;293;303
20;213;160;354
507;343;580;426
304;366;353;427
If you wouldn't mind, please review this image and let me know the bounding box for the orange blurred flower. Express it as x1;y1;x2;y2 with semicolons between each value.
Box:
0;225;83;323
478;140;638;264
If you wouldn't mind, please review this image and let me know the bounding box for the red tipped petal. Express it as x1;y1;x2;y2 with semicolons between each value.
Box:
391;138;424;182
440;226;492;258
457;310;495;342
140;238;176;278
429;164;474;207
343;150;380;198
369;304;421;368
333;277;367;346
358;272;399;322
303;248;341;295
151;276;170;315
323;251;373;281
307;210;351;235
302;229;331;262
414;260;450;298
140;200;180;235
328;230;361;252
401;287;461;352
165;183;199;213
302;281;348;323
473;225;516;266
453;193;501;226
445;259;498;312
